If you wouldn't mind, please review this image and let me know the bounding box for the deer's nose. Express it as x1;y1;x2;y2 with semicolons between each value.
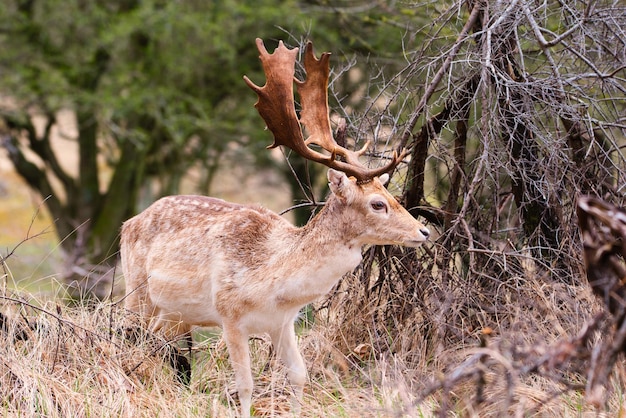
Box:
420;227;431;239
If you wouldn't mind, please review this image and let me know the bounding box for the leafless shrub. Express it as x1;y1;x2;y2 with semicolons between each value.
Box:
320;0;626;414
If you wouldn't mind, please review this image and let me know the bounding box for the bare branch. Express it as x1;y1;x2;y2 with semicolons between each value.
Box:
398;2;482;152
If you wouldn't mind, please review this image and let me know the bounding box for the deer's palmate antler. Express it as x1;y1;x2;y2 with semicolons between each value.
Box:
121;39;429;418
244;38;405;182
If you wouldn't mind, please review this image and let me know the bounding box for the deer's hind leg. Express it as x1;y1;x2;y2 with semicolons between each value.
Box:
150;312;193;385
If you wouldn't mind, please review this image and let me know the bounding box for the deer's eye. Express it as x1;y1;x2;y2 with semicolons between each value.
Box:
371;200;388;212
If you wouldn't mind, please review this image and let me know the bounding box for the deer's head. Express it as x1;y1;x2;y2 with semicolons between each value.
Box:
326;168;430;246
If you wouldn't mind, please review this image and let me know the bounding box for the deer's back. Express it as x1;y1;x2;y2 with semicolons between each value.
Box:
121;195;294;327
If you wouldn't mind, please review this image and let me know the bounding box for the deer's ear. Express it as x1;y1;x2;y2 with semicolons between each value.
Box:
328;169;357;202
378;173;389;186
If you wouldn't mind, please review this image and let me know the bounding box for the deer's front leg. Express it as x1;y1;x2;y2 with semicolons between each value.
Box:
270;322;306;413
223;321;253;418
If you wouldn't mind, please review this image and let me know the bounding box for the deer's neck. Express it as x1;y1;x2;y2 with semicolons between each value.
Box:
298;195;363;251
269;196;363;308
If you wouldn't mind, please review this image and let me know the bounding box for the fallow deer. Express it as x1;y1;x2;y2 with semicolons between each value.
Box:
121;38;430;417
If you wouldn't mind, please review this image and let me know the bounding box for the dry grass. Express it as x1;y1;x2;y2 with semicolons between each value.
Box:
313;251;626;417
1;269;625;418
0;291;426;417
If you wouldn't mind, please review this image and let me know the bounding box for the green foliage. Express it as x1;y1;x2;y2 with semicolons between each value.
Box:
0;0;314;180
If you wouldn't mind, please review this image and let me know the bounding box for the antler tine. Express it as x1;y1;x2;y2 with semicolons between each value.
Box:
296;42;336;154
244;39;331;163
244;38;405;182
243;39;305;152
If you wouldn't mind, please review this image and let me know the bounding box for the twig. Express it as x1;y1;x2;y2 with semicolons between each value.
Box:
397;2;482;152
0;196;54;266
278;201;325;216
0;295;124;350
108;262;118;340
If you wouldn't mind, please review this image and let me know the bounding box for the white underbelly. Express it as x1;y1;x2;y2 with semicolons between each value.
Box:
148;269;222;327
240;307;299;335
